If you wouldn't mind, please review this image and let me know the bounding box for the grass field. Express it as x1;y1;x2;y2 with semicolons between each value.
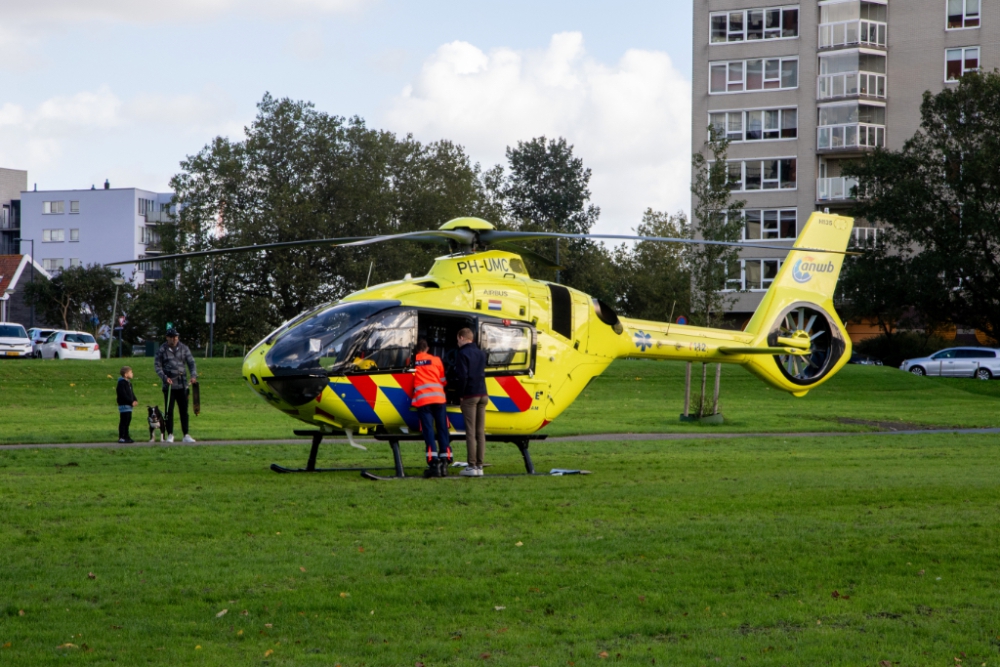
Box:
2;357;1000;445
1;432;999;666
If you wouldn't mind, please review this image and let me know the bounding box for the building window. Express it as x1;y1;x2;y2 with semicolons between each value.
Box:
710;108;797;142
42;229;66;242
69;229;79;242
70;200;80;214
744;209;798;240
710;58;798;94
69;258;81;268
138;198;156;216
140;226;160;245
711;6;799;43
946;47;980;81
726;259;785;291
42;201;65;214
723;158;797;191
42;258;64;271
947;0;980;29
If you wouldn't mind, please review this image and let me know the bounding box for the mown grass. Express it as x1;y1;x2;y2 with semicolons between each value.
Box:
2;357;1000;444
1;433;999;665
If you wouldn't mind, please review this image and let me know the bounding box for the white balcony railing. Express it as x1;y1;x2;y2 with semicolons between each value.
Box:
144;210;174;224
817;123;886;151
818;20;887;49
817;176;859;201
817;72;886;100
850;227;878;247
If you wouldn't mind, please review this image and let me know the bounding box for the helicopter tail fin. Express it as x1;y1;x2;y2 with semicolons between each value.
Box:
740;212;855;395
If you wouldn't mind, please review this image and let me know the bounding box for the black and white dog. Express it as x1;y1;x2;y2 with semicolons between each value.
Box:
147;406;166;442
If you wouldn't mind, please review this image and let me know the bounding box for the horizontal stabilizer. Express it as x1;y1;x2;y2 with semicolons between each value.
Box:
718;346;810;356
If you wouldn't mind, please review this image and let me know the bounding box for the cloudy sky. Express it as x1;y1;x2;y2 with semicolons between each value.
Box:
0;0;693;234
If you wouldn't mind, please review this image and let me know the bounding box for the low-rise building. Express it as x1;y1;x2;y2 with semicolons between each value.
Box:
0;168;27;256
19;182;173;281
0;254;51;327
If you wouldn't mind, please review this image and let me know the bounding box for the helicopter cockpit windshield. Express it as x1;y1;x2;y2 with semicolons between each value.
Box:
265;301;418;376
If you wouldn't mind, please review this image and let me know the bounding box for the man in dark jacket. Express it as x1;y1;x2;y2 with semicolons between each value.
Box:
154;328;198;443
455;327;488;477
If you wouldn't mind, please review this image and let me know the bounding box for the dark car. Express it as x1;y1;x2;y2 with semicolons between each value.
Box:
849;351;883;366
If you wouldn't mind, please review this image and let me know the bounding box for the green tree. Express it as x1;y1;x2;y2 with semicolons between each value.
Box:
169;94;499;344
614;209;691;321
689;127;745;327
844;70;1000;339
23;264;126;332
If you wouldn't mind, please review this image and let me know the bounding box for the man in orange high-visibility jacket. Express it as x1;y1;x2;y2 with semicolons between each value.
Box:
413;339;451;477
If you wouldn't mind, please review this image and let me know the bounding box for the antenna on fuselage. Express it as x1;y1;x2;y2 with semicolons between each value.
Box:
365;261;374;289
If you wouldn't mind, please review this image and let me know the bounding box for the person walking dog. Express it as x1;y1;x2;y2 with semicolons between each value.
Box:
116;365;138;443
412;339;451;477
455;327;488;477
154;328;198;443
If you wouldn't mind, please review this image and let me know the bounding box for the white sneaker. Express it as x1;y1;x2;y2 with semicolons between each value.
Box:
459;467;478;477
166;434;174;443
476;466;484;476
183;434;196;443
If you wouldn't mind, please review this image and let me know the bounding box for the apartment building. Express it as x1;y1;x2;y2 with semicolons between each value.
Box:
19;184;174;282
0;168;27;255
692;0;998;322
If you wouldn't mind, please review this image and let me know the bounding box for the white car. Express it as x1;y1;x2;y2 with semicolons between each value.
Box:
27;327;58;358
900;347;1000;380
39;330;102;360
0;323;33;358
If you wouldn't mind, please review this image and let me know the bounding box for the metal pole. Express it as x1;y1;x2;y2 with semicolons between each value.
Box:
107;285;119;359
208;260;215;358
555;239;560;283
699;363;708;418
713;363;722;415
683;362;691;417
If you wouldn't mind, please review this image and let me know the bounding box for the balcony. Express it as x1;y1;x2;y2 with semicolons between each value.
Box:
850;227;878;247
817;176;858;201
819;20;886;49
144;210;174;224
817;123;885;152
818;72;885;100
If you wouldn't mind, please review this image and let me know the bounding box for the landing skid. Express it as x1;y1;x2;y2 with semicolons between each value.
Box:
271;430;548;479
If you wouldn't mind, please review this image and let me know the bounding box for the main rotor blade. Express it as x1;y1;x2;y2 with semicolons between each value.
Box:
479;230;858;255
338;229;477;248
492;242;563;269
104;236;375;266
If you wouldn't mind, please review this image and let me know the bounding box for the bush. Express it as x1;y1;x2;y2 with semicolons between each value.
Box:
855;332;951;368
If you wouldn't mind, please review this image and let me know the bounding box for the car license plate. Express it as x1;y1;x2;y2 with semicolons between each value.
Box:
5;351;19;356
76;346;88;351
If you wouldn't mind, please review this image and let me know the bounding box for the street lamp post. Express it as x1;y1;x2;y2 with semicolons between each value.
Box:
108;276;125;359
13;238;34;327
2;288;13;323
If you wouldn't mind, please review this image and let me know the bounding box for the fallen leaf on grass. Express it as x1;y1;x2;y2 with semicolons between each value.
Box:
237;630;243;636
18;610;24;616
195;645;202;650
2;642;10;648
358;547;365;553
264;649;274;657
638;595;646;602
300;567;306;572
340;592;350;598
918;570;925;576
241;610;249;616
831;590;840;598
216;609;228;617
56;643;78;649
416;662;425;667
480;653;490;659
879;661;891;667
494;606;505;611
515;541;523;547
265;624;273;628
598;651;609;659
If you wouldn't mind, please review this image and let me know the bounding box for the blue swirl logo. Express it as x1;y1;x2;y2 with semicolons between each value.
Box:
634;331;652;352
792;258;812;284
792;257;836;284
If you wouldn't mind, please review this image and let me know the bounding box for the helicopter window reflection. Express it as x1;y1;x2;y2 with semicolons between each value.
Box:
481;323;531;370
349;309;417;372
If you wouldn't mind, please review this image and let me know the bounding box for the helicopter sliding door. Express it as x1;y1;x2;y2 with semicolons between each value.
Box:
417;310;477;404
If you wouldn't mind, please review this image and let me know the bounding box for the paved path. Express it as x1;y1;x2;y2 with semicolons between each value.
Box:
3;427;999;450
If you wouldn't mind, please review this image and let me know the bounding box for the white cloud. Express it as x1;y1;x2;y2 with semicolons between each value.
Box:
285;25;325;61
383;32;692;234
0;86;247;189
0;0;372;23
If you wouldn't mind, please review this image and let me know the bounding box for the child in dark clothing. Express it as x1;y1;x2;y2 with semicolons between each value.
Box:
116;366;138;443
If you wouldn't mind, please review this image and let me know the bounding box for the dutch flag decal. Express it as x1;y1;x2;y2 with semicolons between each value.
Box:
488;299;502;311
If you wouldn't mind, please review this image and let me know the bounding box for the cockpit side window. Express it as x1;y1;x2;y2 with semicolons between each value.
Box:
480;322;534;373
349;309;417;373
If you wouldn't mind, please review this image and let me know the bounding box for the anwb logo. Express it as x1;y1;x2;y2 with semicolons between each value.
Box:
792;257;835;284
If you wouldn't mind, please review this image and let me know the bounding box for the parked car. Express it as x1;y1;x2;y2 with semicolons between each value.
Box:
850;351;883;366
0;323;33;358
38;330;101;360
900;347;1000;380
27;327;58;358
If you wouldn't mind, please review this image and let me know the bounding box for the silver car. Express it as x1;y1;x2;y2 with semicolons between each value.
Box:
900;347;1000;380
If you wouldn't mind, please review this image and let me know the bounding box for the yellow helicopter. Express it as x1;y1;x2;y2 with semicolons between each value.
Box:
112;211;854;477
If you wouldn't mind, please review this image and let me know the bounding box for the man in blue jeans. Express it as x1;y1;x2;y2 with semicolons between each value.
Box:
455;327;488;477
